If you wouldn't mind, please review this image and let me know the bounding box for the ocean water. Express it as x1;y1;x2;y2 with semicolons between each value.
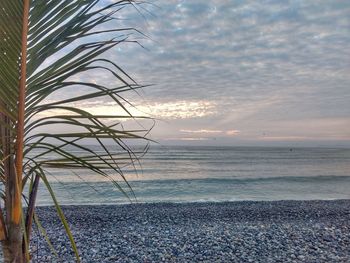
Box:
33;146;350;205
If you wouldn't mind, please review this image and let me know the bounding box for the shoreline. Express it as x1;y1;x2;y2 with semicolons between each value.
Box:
26;199;350;262
35;198;350;207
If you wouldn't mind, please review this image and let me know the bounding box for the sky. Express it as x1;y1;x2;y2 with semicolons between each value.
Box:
45;0;350;147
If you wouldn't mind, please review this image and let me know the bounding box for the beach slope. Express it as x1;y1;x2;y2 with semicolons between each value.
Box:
30;200;350;262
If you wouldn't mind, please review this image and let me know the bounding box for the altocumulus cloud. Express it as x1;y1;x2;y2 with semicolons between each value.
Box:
47;0;350;145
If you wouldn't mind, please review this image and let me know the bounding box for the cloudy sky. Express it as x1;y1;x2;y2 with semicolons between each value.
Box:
50;1;350;147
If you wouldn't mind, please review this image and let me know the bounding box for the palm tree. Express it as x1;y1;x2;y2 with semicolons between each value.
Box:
0;0;151;262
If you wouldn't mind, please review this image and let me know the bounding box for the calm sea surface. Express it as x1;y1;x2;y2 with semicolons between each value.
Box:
34;146;350;205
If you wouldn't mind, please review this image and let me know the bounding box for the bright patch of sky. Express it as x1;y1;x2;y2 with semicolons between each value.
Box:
49;0;350;146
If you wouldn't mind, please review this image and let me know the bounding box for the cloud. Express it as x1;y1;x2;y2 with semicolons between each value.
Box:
180;129;240;136
164;137;210;141
35;99;217;120
41;1;350;145
141;100;217;119
180;129;222;134
260;136;310;141
226;130;240;136
110;0;349;117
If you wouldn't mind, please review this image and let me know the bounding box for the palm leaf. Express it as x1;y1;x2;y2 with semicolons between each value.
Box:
0;0;151;261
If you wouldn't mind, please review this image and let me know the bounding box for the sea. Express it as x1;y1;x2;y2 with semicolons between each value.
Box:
34;146;350;206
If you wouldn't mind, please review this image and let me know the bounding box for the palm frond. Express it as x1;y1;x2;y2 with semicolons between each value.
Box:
1;0;152;261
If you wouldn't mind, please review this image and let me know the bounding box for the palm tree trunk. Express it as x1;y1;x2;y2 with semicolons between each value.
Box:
2;0;30;262
0;205;9;261
4;157;23;263
4;225;23;263
2;244;11;262
1;108;22;262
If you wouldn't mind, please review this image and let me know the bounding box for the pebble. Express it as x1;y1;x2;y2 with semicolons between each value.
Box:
4;200;349;262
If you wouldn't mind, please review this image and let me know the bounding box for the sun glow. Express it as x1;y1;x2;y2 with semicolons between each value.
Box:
35;100;217;120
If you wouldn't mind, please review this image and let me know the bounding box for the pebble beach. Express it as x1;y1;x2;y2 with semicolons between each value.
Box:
27;200;350;262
